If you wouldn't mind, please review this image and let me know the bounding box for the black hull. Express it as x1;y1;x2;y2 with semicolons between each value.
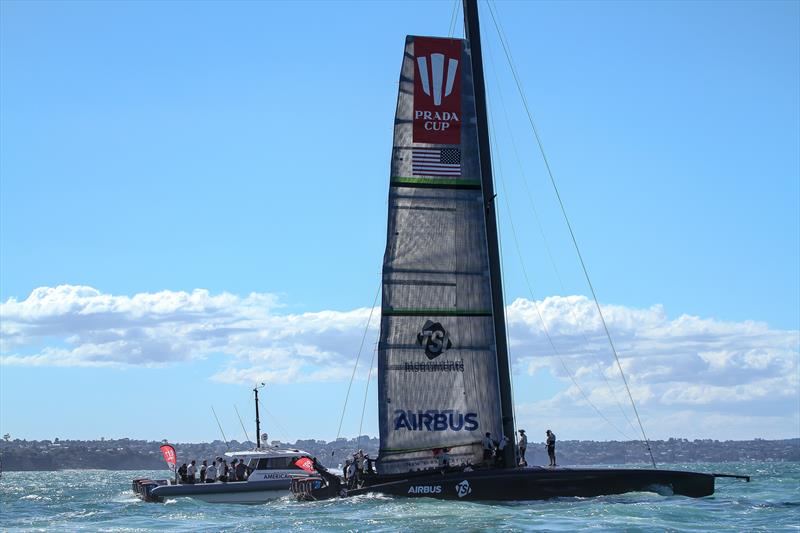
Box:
298;467;715;501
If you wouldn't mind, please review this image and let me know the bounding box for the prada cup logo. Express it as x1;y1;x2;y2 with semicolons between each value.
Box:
412;37;462;144
416;53;459;106
417;320;452;360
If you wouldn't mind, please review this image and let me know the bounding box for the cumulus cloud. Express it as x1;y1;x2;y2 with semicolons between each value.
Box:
1;286;797;438
505;295;797;403
1;285;377;382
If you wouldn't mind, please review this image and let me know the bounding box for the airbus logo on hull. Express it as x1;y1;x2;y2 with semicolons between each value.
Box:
408;485;442;495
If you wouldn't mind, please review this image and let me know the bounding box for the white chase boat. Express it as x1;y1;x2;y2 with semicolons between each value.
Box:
133;385;318;504
146;447;317;504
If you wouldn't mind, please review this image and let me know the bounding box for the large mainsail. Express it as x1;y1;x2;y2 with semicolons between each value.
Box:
376;35;505;475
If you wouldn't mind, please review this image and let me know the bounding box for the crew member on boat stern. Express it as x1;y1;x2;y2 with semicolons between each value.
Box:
199;460;207;483
482;432;494;464
546;429;557;467
518;429;528;466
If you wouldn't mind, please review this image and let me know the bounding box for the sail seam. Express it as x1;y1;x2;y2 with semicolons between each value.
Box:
382;308;491;316
391;176;481;189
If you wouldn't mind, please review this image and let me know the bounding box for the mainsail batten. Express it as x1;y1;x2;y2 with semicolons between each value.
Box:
377;35;504;475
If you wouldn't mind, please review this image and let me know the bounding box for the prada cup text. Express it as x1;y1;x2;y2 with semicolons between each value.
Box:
415;110;460;132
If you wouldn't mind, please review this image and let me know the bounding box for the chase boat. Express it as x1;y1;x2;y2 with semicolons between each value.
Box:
146;447;317;504
134;385;318;504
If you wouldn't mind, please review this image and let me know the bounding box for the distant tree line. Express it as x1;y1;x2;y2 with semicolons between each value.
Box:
0;437;797;472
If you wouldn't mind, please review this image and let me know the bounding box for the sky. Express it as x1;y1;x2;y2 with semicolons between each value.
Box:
1;0;798;446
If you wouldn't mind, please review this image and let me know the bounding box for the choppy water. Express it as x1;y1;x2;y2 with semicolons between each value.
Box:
0;462;797;532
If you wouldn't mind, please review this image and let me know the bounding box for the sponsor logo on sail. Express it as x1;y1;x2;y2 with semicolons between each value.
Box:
408;485;442;495
417;320;452;360
455;479;472;498
403;360;464;373
413;37;462;144
393;409;479;432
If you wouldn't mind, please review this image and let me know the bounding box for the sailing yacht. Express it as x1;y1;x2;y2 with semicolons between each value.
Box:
292;0;747;501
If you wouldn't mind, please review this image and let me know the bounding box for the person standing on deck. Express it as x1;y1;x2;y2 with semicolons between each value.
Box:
346;460;357;489
177;463;188;483
187;460;196;484
219;459;228;482
199;460;207;483
482;432;494;464
546;429;557;467
518;430;528;466
496;435;509;467
230;459;238;482
235;459;247;481
205;461;217;483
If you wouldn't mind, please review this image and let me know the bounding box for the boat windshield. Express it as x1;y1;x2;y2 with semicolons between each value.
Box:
249;457;305;470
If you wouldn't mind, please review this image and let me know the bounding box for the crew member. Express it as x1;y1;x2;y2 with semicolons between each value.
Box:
235;459;247;481
199;460;208;483
482;432;494;464
230;459;238;482
205;461;217;483
177;463;188;483
346;460;357;489
496;435;508;467
518;429;528;466
438;448;451;471
546;429;557;467
187;460;196;484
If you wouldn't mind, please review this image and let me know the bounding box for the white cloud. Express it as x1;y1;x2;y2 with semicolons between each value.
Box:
1;285;377;381
2;286;797;439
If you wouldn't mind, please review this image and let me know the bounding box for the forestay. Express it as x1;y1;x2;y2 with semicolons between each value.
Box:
377;35;504;475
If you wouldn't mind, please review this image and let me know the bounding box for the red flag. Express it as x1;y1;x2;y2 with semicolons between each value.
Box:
293;457;315;473
160;444;177;471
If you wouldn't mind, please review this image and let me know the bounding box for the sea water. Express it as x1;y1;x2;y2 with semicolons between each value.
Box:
0;462;797;532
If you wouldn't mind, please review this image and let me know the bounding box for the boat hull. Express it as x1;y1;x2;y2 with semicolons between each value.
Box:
346;467;715;501
150;479;291;504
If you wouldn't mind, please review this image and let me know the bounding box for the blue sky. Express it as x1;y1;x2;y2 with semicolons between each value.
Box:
1;1;798;445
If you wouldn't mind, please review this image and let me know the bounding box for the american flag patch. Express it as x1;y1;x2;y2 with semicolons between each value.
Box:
412;147;462;176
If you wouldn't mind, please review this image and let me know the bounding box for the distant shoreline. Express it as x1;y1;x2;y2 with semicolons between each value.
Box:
1;437;797;472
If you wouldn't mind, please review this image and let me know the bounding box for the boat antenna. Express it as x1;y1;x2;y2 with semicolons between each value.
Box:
234;404;252;444
463;0;517;469
254;383;265;449
210;406;230;450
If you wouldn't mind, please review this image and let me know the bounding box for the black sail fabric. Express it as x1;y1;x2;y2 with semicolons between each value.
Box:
376;35;503;475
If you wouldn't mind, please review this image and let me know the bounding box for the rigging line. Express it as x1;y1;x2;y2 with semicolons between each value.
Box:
334;279;382;444
260;403;290;444
357;341;379;451
485;74;634;442
483;15;638;437
448;0;460;38
210;406;229;450
485;0;657;468
234;405;252;444
480;11;518;443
